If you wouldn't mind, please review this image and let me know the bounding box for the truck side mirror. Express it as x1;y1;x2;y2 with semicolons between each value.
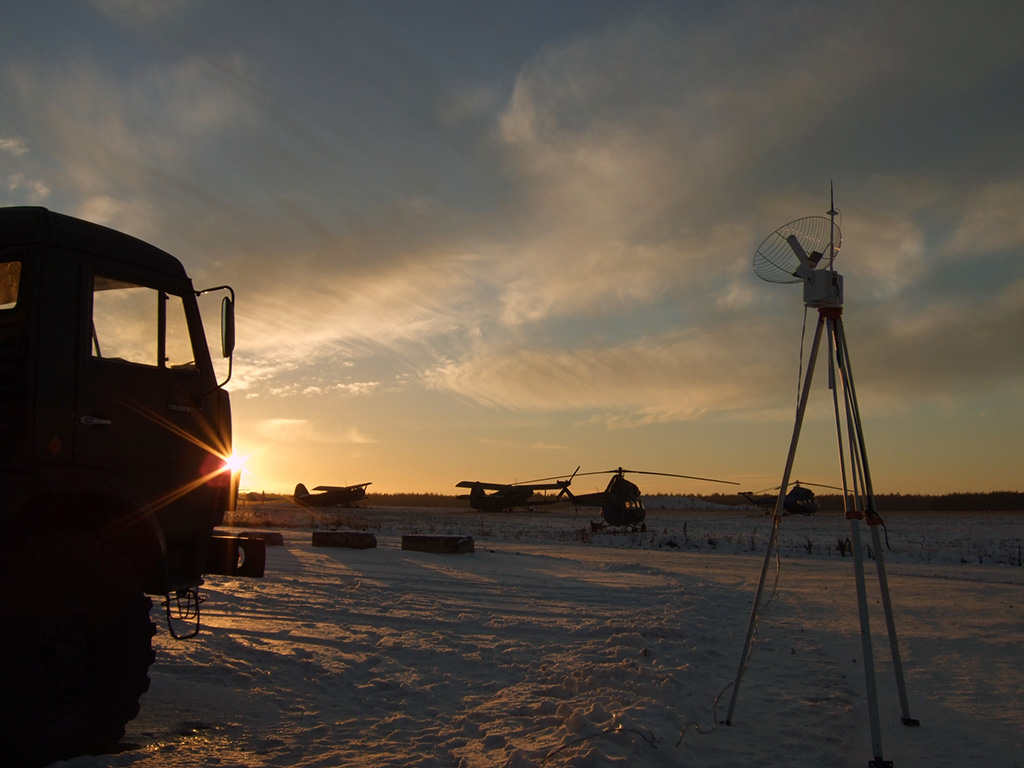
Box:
221;296;235;358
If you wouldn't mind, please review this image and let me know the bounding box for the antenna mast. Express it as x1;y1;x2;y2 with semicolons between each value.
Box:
828;181;838;271
728;187;919;767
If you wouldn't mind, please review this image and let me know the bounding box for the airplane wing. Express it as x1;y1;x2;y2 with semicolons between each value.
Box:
457;480;569;491
313;483;371;491
516;482;569;491
455;481;509;491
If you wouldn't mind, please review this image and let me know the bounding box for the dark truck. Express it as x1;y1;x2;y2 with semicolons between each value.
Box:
0;207;264;766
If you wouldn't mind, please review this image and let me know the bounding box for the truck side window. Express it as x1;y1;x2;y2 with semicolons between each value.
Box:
0;261;20;310
165;293;195;368
91;275;195;369
92;277;157;364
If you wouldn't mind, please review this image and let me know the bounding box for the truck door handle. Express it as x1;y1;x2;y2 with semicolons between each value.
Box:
80;415;112;426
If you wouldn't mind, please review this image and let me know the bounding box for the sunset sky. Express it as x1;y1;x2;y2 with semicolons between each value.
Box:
3;1;1022;496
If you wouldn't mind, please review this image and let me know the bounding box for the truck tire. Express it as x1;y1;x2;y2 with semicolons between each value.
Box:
0;533;157;767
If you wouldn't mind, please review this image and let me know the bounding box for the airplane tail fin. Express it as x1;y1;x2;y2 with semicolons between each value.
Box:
294;483;309;497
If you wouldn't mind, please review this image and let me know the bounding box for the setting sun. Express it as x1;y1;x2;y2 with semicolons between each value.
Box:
224;451;250;475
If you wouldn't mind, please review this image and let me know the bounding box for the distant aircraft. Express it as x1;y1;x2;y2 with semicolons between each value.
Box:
455;477;573;513
559;467;738;531
293;482;371;507
739;481;841;516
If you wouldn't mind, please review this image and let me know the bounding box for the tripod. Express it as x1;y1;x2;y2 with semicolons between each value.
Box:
724;304;919;767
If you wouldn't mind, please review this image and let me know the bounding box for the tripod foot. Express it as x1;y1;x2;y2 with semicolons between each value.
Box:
868;759;893;768
901;716;920;727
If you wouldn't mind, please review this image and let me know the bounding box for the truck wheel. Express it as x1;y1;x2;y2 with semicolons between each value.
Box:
0;538;157;767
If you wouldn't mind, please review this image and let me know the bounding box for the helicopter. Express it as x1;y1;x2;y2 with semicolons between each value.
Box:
739;481;843;516
455;477;573;513
554;467;739;531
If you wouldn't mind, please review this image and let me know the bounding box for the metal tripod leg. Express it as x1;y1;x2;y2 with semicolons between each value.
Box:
726;308;916;767
848;498;887;764
870;524;917;725
826;314;886;764
725;312;827;725
832;316;917;728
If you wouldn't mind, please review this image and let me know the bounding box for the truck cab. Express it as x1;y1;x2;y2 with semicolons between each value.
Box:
0;206;258;765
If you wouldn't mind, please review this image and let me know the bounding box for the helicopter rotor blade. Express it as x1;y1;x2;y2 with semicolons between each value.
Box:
624;469;739;486
573;467;632;478
574;467;737;485
753;480;846;494
516;466;581;486
790;480;846;491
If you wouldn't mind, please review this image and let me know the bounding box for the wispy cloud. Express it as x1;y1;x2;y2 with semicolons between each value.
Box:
88;0;194;28
2;136;50;203
0;136;29;156
255;418;378;445
2;49;254;239
5;1;1021;492
947;180;1024;256
222;3;1024;434
423;322;780;415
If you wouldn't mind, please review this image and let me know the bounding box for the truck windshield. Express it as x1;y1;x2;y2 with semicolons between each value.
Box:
91;275;195;369
0;261;20;310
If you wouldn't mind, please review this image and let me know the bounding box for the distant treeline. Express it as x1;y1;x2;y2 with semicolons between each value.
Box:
241;492;466;507
695;491;1024;512
244;490;1023;511
365;493;465;508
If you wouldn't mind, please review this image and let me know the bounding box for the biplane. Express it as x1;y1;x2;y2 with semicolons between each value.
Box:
293;482;371;507
455;478;571;513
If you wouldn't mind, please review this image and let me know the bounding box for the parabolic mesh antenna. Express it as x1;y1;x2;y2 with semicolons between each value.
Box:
753;216;841;284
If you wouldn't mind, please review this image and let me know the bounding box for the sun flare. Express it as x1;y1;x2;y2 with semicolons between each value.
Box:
224;452;250;474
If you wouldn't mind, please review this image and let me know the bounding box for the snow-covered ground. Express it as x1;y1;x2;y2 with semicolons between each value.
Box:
51;503;1022;768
